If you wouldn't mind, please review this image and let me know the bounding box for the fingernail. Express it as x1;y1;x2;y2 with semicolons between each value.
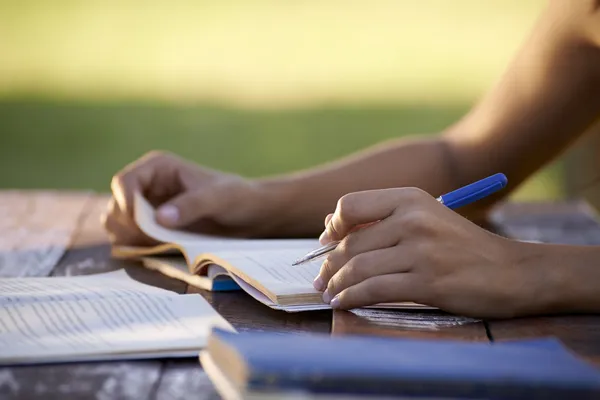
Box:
157;205;179;225
313;275;325;291
319;231;329;244
330;295;340;309
322;289;332;304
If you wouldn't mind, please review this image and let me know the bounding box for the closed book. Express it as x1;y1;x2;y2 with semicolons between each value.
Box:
201;328;600;399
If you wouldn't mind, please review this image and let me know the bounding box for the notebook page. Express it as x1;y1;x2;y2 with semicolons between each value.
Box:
0;271;234;364
209;248;324;296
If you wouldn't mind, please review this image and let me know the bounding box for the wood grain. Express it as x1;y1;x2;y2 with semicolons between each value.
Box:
0;191;91;277
489;200;600;245
152;360;221;400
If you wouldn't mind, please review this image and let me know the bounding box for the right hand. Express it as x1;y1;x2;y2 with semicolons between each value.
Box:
102;151;283;246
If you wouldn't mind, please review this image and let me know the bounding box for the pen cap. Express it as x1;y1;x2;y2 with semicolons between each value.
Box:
440;173;508;210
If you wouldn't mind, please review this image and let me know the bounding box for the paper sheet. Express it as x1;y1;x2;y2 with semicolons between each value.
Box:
0;270;234;364
210;248;323;295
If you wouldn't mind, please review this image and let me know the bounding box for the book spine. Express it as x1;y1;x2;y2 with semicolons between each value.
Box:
247;374;600;399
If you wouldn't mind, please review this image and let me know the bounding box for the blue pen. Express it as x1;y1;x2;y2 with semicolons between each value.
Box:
291;173;508;266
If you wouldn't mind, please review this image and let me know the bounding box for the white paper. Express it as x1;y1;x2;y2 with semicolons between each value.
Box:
0;270;234;364
210;248;323;295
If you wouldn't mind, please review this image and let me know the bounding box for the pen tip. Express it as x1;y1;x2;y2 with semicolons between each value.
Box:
291;258;306;266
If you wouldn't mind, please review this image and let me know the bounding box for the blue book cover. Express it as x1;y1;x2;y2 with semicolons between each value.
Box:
208;328;600;399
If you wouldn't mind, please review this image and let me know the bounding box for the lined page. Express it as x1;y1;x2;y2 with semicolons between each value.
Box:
0;270;233;364
209;248;324;296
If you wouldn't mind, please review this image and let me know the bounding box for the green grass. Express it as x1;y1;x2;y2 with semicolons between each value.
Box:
0;98;563;200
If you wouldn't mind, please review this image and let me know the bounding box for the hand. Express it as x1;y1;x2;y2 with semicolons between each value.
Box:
313;187;542;318
102;151;285;245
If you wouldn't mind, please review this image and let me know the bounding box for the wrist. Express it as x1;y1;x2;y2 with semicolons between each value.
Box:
508;241;573;316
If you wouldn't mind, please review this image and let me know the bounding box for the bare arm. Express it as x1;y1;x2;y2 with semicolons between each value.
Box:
261;0;600;237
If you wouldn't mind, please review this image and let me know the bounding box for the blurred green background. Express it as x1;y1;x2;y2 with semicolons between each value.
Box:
0;0;563;199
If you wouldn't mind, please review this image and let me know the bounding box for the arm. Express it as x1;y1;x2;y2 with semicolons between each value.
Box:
106;1;600;245
262;0;600;237
515;242;600;316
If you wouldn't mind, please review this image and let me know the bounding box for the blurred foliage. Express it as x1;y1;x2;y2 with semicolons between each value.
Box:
0;0;562;199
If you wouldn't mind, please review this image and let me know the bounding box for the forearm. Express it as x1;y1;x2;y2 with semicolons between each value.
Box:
257;1;600;238
511;241;600;316
444;0;600;200
259;136;459;237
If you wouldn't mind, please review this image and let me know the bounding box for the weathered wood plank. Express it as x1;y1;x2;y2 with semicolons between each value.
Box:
0;363;162;400
0;190;91;277
153;360;220;400
490;200;600;245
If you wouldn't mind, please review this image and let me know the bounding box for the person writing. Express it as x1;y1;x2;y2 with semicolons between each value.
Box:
103;1;600;318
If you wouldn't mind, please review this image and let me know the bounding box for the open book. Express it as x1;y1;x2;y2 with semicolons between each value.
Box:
112;194;429;312
0;270;234;365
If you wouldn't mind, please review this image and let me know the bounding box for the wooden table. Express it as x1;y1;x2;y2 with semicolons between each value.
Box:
1;191;600;399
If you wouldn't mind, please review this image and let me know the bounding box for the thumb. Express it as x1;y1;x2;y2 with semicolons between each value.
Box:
155;188;225;228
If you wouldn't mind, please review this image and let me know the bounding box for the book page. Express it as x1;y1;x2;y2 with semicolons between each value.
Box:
206;250;433;310
209;248;324;296
0;270;170;305
0;270;234;364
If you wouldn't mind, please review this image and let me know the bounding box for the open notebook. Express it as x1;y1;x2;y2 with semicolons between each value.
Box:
0;270;234;365
112;194;430;312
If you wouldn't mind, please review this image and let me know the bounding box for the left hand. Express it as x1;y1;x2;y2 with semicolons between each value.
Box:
313;187;537;318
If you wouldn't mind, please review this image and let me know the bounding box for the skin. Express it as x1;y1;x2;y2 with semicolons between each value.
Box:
104;1;600;318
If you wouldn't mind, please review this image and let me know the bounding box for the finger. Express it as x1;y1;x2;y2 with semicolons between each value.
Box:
318;214;334;243
319;221;378;245
315;219;401;288
324;246;413;301
102;197;156;246
328;273;424;310
324;187;431;242
156;183;235;228
111;152;172;217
